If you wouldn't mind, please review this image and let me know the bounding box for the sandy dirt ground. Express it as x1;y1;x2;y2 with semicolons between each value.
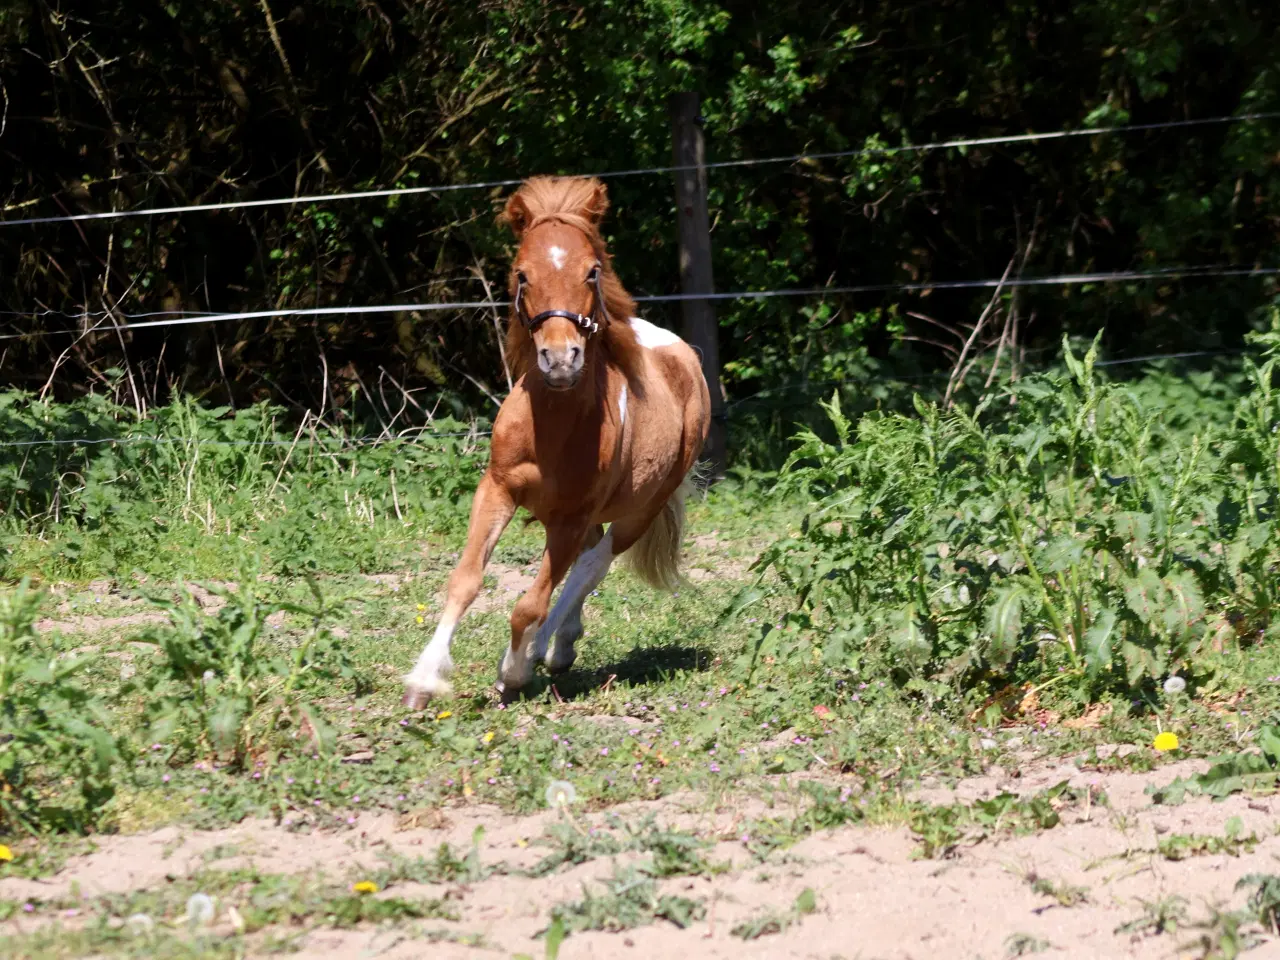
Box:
4;751;1279;959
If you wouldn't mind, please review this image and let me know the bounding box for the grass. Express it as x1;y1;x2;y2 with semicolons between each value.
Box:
4;336;1280;953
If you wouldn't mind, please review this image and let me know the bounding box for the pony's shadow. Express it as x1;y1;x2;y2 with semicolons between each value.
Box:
488;642;713;706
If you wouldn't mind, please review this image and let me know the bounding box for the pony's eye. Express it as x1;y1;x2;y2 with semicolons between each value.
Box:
516;271;528;285
585;265;600;283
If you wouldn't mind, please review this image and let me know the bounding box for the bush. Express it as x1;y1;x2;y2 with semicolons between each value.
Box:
749;333;1280;704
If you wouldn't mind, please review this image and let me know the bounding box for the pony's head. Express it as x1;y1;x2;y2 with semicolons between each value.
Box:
501;177;639;391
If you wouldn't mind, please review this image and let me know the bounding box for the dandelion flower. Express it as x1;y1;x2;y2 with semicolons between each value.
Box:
544;779;578;808
1163;676;1187;695
0;844;13;862
416;603;426;611
351;881;379;894
185;893;215;927
416;616;425;625
126;913;154;935
1153;732;1180;752
482;731;495;744
436;710;452;720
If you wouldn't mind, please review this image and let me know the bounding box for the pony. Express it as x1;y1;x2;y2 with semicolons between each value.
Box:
402;175;711;706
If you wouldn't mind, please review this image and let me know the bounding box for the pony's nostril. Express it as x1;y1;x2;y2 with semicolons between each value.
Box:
570;346;581;364
539;348;551;363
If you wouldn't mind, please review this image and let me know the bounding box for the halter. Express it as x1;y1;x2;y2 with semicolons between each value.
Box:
515;269;607;336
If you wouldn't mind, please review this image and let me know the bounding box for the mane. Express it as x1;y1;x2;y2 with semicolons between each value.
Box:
500;177;644;386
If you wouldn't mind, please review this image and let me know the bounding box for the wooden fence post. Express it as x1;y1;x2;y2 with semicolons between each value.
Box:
669;91;727;480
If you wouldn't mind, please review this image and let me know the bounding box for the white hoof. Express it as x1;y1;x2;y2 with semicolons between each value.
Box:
497;627;538;692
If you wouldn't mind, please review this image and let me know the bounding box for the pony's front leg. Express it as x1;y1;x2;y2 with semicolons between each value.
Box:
497;521;586;697
403;474;515;708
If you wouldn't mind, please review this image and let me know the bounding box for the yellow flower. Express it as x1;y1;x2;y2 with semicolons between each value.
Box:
482;731;495;744
1153;732;1180;752
516;838;529;848
0;844;12;862
435;710;452;720
416;616;425;625
416;603;426;612
351;881;378;894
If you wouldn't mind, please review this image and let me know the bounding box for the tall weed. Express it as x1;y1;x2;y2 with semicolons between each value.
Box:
0;393;488;579
0;580;123;834
750;334;1279;702
133;568;360;767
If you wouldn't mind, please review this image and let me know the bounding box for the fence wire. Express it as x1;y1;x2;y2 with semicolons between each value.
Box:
3;111;1276;228
0;347;1251;449
3;264;1277;343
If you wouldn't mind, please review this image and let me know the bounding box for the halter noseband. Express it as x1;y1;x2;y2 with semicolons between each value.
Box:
515;269;607;337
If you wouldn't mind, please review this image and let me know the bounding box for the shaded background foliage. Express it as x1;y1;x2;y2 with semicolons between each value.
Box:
1;0;1278;457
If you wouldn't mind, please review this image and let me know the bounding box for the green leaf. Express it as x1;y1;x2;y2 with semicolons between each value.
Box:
886;606;930;670
1123;568;1164;625
1083;608;1118;677
545;914;566;959
1037;536;1085;573
984;583;1025;668
794;887;816;914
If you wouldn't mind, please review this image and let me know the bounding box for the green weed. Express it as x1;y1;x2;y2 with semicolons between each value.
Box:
1151;725;1280;804
1115;894;1188;938
132;568;360;767
730;887;817;940
909;781;1083;858
744;333;1280;705
0;579;123;834
547;864;706;933
1028;874;1089;907
1158;817;1258;860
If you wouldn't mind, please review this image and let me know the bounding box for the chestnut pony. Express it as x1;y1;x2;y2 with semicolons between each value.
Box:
402;176;710;707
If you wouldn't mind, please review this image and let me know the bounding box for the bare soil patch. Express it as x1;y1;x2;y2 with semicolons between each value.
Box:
4;752;1276;958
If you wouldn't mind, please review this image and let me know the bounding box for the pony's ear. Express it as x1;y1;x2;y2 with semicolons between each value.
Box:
500;192;533;237
582;178;609;226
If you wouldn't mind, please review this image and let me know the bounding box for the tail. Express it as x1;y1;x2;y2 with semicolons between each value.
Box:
623;465;707;591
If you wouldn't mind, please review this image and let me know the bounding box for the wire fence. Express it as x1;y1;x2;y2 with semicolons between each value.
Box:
0;346;1251;449
3;111;1276;228
2;109;1278;451
3;265;1277;343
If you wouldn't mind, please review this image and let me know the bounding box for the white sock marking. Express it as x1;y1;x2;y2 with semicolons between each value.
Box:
629;316;681;348
541;528;615;654
405;616;458;695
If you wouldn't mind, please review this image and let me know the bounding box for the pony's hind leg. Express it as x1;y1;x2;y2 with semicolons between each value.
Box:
546;524;607;674
403;474;515;708
498;521;587;697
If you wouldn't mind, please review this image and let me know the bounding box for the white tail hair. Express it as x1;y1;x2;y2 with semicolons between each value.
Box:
622;466;706;591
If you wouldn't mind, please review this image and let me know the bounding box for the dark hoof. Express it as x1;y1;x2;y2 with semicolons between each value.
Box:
495;682;523;705
402;687;432;710
547;658;577;677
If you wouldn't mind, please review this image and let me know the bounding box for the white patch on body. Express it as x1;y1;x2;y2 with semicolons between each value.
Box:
548;245;568;270
629;316;681;349
404;616;457;696
618;384;628;425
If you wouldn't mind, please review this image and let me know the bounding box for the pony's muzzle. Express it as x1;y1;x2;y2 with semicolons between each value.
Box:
537;345;584;389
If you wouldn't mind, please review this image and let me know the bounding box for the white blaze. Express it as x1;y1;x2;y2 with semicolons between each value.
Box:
548;245;568;270
618;384;628;425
